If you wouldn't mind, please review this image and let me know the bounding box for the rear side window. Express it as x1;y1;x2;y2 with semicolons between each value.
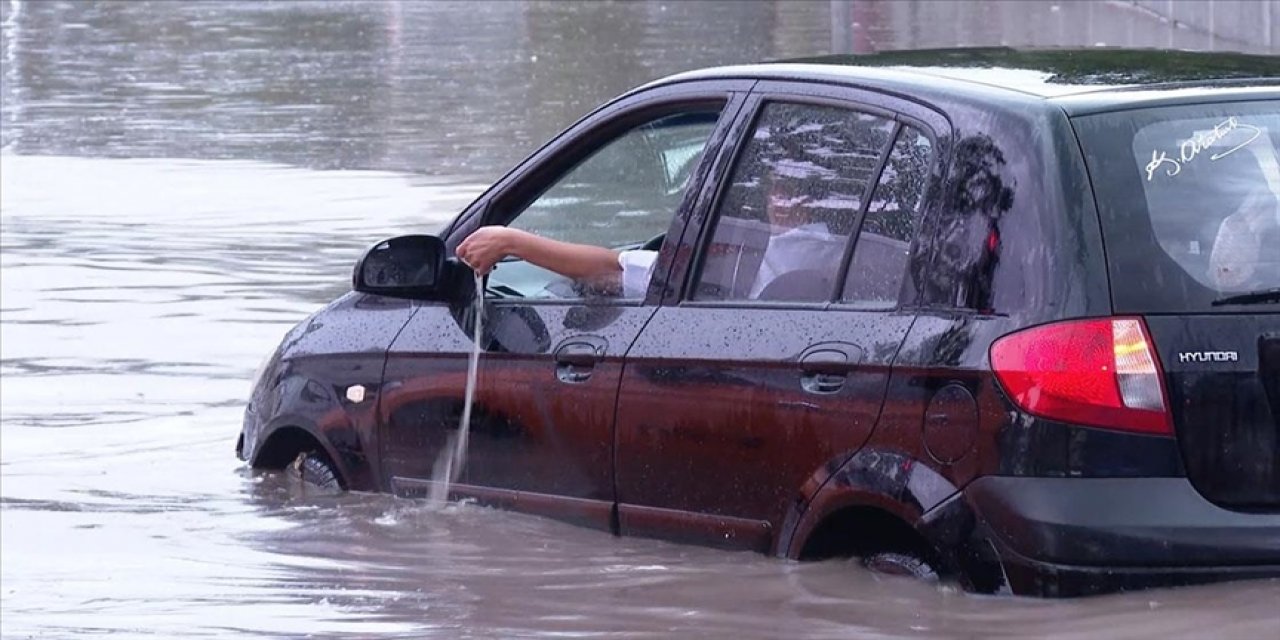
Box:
1075;101;1280;312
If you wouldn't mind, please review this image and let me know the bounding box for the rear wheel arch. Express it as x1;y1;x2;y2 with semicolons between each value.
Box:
781;448;965;581
793;497;939;565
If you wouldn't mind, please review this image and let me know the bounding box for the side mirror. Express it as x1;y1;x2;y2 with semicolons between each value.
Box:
353;235;456;300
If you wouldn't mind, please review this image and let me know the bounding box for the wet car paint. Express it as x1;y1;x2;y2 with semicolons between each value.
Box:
244;292;417;490
241;49;1280;597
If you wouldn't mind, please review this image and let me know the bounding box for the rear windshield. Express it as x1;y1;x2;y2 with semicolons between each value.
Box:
1074;100;1280;312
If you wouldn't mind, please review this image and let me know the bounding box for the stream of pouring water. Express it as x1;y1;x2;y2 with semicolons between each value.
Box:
428;269;484;506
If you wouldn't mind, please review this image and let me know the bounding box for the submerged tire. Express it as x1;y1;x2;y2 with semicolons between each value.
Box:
293;451;343;490
862;551;939;582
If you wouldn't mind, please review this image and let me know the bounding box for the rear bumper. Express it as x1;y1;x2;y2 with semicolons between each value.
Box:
991;542;1280;598
963;476;1280;597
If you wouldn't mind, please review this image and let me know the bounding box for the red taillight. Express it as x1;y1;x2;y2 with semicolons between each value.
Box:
990;317;1172;435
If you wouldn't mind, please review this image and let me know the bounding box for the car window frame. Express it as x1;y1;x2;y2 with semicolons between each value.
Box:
442;81;754;308
673;81;951;312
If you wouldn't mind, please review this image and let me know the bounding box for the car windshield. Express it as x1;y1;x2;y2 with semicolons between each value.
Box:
1074;99;1280;312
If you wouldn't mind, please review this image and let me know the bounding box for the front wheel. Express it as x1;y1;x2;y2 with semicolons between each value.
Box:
291;451;343;491
862;551;939;582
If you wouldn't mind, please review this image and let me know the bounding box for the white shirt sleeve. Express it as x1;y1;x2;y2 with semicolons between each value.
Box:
748;224;847;298
618;250;659;299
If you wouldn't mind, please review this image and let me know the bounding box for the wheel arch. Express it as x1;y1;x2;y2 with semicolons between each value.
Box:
786;480;939;564
779;447;1008;593
782;448;959;558
251;423;348;488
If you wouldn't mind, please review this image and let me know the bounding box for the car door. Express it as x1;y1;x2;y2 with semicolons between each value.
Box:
378;82;750;530
613;83;945;551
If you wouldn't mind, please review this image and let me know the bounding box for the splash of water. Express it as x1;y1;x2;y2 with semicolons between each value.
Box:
427;269;484;507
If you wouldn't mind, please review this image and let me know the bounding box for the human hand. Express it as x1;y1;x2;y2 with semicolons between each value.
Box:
456;226;516;274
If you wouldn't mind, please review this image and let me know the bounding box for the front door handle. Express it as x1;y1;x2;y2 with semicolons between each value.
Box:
554;339;605;384
556;363;593;383
801;370;847;394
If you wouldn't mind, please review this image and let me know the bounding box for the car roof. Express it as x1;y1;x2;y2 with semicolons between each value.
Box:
648;48;1280;115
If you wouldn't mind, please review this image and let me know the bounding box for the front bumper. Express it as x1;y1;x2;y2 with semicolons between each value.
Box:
964;476;1280;597
238;402;262;462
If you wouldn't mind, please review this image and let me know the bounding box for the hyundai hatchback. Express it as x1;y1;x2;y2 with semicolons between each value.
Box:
238;48;1280;597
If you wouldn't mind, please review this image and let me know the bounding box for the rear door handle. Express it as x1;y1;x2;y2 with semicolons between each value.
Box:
799;344;862;395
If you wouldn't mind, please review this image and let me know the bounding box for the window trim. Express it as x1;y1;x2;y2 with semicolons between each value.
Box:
485;296;646;309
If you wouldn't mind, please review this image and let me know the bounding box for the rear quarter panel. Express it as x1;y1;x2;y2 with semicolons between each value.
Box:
793;96;1117;543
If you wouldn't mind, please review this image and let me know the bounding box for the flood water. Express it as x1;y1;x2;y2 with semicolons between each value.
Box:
2;1;1278;638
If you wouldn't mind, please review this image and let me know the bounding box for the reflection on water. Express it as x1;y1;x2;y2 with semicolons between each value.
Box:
2;1;1278;637
0;155;480;637
5;1;1273;178
0;156;473;428
0;0;827;176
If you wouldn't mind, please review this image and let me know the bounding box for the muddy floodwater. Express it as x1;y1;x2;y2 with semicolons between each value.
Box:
2;1;1278;638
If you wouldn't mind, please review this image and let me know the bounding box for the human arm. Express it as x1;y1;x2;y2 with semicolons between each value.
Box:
456;226;622;278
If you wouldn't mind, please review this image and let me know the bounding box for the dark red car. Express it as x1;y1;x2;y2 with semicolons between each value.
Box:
239;48;1280;597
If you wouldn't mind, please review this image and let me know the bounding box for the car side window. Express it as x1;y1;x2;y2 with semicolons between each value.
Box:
492;110;722;300
692;101;896;303
841;126;933;307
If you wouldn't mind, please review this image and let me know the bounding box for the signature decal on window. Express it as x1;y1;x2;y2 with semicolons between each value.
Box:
1145;117;1263;181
